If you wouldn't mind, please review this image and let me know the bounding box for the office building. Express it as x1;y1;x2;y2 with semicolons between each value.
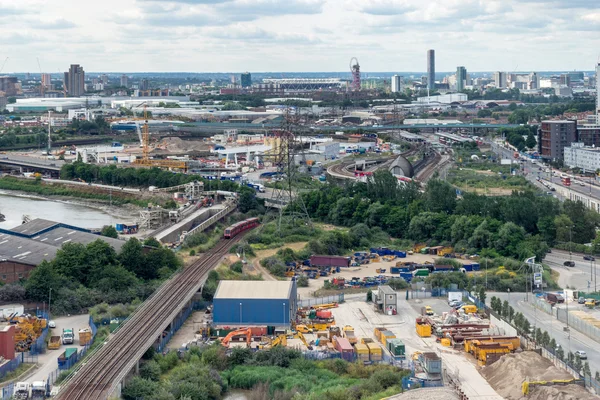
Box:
540;120;577;159
577;125;600;147
560;74;571;86
0;96;6;111
456;66;467;92
568;71;584;83
494;72;507;89
427;49;435;90
241;72;252;88
120;75;128;88
391;75;402;93
140;78;149;91
63;64;85;96
564;142;600;172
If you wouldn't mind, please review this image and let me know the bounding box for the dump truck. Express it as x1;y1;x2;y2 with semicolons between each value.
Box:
31;381;46;400
61;328;74;345
48;336;61;350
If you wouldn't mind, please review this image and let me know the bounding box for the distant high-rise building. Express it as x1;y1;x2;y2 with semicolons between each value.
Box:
596;64;600;123
41;73;52;88
427;50;435;90
494;72;506;89
101;74;109;85
63;64;85;96
560;74;571;86
120;75;128;88
528;72;539;90
0;76;18;96
391;75;402;93
241;72;252;88
140;78;149;91
456;66;467;92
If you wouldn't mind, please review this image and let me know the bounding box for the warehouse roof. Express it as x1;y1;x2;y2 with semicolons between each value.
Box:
214;281;293;300
0;233;58;266
10;218;91;237
30;227;126;252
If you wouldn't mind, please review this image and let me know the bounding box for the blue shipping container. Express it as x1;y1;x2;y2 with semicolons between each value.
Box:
394;251;407;258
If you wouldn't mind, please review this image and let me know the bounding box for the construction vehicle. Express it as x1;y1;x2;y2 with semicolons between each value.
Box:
296;325;313;334
61;328;74;345
220;328;252;347
522;379;584;395
48;336;61;350
422;306;434;316
31;381;46;400
294;331;312;350
269;334;287;348
311;303;338;311
13;382;30;399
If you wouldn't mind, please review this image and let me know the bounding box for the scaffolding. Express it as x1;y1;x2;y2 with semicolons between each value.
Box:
139;207;168;229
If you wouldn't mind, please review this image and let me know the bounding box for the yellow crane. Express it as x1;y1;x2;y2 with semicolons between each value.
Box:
132;104;187;170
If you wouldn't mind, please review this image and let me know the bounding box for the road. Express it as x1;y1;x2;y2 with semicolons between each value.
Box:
491;292;600;375
23;314;90;384
543;249;599;292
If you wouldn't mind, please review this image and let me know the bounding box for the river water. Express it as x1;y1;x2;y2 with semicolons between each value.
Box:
0;190;116;230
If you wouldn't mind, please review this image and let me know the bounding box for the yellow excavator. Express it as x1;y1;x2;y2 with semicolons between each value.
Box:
294;331;312;350
522;379;584;395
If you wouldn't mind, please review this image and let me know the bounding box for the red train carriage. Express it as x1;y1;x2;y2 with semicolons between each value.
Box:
224;217;260;239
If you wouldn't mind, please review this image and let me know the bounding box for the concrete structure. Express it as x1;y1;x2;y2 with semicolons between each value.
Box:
64;64;85;96
427;50;435;90
41;73;52;89
391;75;402;93
456;66;467;92
261;78;346;93
540;120;577;159
241;72;251;88
389;155;414;177
373;285;397;313
120;75;128;87
312;142;340;160
213;280;297;327
494;71;507;89
563;142;600;172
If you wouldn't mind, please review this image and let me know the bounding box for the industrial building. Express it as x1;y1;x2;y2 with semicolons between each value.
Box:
373;285;397;314
540;120;577;159
212;280;297;328
416;93;467;104
0;219;126;282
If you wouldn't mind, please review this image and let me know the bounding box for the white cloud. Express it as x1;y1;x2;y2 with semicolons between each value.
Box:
0;0;599;72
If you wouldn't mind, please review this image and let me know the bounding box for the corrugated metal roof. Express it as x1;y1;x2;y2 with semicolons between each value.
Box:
378;285;395;295
214;281;293;300
30;227;126;252
11;219;58;235
0;233;58;266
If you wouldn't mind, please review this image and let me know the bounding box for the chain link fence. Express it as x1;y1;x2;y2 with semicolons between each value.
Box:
298;294;344;308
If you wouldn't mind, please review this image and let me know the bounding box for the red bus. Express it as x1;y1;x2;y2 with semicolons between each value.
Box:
224;218;260;239
562;177;571;186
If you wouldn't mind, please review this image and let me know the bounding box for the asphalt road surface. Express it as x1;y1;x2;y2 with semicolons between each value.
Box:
543;249;600;292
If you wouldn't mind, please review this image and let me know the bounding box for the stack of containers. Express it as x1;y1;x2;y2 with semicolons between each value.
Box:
387;338;405;357
354;343;370;362
366;342;382;361
373;327;386;342
380;330;396;347
334;336;354;361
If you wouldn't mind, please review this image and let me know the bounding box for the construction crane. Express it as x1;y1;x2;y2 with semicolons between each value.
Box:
132;105;187;170
0;57;8;74
37;58;44;97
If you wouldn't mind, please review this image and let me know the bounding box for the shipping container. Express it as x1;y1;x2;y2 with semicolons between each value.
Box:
310;255;351;268
380;330;396;346
355;343;370;361
387;338;405;357
419;352;442;374
334;336;354;361
316;310;332;319
58;348;78;369
366;342;383;361
78;328;92;346
373;327;386;341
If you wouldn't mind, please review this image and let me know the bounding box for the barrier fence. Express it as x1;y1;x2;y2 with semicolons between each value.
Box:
298;294;345;308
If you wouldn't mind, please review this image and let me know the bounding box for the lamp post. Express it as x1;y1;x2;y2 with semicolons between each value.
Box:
239;303;242;325
48;288;52;319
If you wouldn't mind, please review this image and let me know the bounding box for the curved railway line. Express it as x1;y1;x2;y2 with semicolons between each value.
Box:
326;147;421;180
56;235;245;400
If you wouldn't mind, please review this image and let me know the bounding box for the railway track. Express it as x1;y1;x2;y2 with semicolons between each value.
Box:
327;148;420;180
56;235;245;400
416;153;452;182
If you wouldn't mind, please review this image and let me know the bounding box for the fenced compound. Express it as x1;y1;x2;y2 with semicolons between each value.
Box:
298;293;345;308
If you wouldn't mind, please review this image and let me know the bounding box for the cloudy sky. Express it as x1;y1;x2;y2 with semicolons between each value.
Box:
1;0;599;73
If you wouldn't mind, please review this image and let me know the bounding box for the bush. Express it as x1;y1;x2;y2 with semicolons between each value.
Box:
230;261;244;274
189;249;196;256
296;275;309;287
387;278;409;290
139;360;161;381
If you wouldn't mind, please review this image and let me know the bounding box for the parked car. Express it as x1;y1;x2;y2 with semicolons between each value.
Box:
575;350;588;360
579;297;586;304
584;255;595;261
48;320;56;328
564;261;575;267
448;300;460;307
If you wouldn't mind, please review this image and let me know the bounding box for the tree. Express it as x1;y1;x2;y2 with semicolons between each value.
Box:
24;261;68;301
508;306;515;322
495;222;526;257
478;286;486;304
423;180;457;214
0;284;26;302
238;187;259;213
541;331;550;348
556;346;564;361
526;133;537;149
549;338;556;352
119;238;146;278
535;328;542;344
100;225;118;238
583;361;591;377
139;360;161;381
554;214;574;243
522;318;531;335
122;377;161;400
297;275;309;287
502;300;510;318
574;354;583;372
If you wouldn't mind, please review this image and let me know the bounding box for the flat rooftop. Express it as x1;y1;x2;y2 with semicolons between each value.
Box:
214;281;294;300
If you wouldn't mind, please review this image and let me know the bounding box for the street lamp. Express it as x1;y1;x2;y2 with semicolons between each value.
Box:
239;303;242;325
48;288;52;319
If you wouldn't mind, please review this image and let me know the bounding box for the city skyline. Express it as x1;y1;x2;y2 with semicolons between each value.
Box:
1;0;599;73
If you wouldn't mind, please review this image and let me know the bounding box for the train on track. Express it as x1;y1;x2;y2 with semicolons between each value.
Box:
224;217;260;239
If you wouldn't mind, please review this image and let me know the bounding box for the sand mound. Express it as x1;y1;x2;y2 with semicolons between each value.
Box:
387;387;459;400
481;351;598;400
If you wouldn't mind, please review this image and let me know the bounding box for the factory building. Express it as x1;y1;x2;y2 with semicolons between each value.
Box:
213;280;297;328
0;219;126;282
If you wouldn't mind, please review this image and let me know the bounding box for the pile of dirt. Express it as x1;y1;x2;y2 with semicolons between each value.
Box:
160;137;211;153
387;387;459;400
481;351;597;400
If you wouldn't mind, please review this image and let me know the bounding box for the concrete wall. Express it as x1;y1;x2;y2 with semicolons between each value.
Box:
490;313;518;337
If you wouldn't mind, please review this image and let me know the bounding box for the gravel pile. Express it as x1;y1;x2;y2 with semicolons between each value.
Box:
386;387;459;400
